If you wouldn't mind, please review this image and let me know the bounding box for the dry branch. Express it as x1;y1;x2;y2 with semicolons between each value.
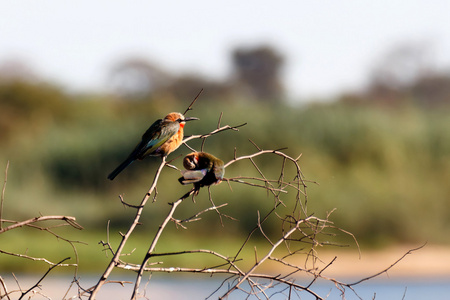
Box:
131;189;195;299
17;257;70;300
0;215;83;234
0;249;76;267
183;89;203;115
89;157;167;299
0;161;8;231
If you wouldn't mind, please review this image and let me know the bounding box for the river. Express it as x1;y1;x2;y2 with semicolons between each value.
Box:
1;274;449;299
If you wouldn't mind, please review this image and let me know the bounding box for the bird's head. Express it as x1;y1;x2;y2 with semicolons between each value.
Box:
164;112;199;127
183;152;199;170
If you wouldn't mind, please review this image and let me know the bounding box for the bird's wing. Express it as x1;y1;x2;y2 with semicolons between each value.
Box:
125;119;161;159
212;160;225;180
141;118;165;147
180;169;208;183
133;119;179;158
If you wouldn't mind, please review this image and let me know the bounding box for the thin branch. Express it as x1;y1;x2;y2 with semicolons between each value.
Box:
89;157;167;299
306;256;338;289
0;216;83;234
131;188;195;299
173;203;229;225
182;123;247;144
1;161;9;231
216;112;223;128
11;274;22;295
119;194;143;209
221;217;315;299
348;243;427;286
0;249;76;267
18;257;70;300
0;276;11;300
183;88;203;115
120;264;323;300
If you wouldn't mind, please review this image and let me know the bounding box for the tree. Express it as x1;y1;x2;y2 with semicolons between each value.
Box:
232;45;285;101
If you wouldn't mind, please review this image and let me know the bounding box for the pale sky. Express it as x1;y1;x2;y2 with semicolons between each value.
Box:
1;0;449;101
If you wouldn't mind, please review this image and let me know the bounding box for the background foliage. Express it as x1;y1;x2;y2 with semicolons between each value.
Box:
1;44;449;272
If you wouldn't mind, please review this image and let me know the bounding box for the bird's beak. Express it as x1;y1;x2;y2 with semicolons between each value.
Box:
183;117;199;122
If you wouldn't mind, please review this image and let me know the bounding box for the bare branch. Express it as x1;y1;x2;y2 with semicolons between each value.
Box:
89;157;167;298
0;275;11;300
0;216;83;234
131;188;195;299
216;112;223;128
183;88;203;115
220;217;314;299
182;122;247;144
173;203;229;225
18;257;70;300
119;194;143;209
0;249;76;267
0;161;8;231
348;243;427;286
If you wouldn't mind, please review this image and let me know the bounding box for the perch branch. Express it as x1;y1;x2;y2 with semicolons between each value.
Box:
131;188;195;300
89;157;166;299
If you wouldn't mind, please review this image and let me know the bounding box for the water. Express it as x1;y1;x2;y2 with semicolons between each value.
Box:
1;275;449;299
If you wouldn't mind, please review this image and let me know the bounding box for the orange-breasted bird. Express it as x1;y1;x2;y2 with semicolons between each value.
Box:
107;112;199;180
178;152;225;194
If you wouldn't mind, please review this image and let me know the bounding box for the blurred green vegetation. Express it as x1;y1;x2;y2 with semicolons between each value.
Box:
1;78;450;273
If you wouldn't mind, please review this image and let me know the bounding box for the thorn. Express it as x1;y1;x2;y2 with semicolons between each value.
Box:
248;139;261;151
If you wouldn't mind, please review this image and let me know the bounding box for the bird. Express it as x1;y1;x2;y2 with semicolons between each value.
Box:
107;112;199;180
178;152;225;195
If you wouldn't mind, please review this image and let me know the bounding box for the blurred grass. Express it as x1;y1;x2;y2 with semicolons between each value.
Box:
0;225;254;273
1;82;450;272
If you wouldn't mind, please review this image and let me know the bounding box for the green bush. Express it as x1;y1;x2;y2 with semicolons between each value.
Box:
1;88;450;248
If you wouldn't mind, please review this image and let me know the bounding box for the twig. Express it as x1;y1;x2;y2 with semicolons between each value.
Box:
1;161;9;231
0;216;83;234
11;273;22;294
348;243;427;286
0;275;11;300
402;287;408;300
226;178;288;193
0;249;76;267
174;203;229;225
18;257;70;300
120;264;322;300
182;123;247;144
183;88;203;115
119;194;143;209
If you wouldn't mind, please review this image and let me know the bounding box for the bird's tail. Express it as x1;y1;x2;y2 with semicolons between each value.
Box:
107;158;134;180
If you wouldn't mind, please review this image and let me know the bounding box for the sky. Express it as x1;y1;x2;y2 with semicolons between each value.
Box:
1;0;449;101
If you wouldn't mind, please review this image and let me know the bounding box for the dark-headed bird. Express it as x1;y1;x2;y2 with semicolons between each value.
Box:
178;152;225;195
108;112;198;180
